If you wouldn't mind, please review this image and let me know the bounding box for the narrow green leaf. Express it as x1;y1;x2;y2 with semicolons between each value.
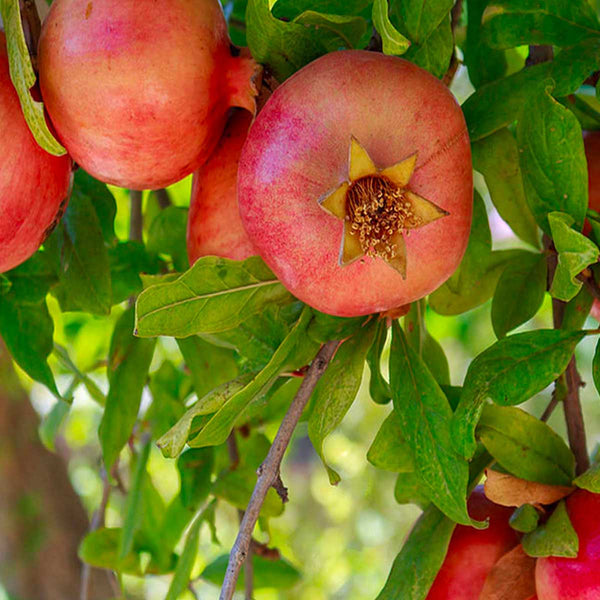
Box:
476;404;575;486
510;504;540;533
0;0;66;154
471;128;539;247
390;323;473;526
146;206;189;272
518;89;588;235
522;500;579;558
98;308;156;470
177;448;214;510
366;320;392;404
372;0;410;56
39;399;70;451
492;252;547;338
119;438;151;561
135;256;293;337
308;310;368;344
376;505;455;600
452;329;585;459
574;460;600;492
0;296;59;397
549;212;599;301
367;410;414;473
308;325;376;484
190;307;317;447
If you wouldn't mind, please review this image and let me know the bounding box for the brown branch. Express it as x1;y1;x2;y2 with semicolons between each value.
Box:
129;190;143;243
19;0;41;69
219;340;341;600
442;0;463;88
153;188;171;209
366;29;383;53
564;357;590;475
525;45;553;67
450;0;463;31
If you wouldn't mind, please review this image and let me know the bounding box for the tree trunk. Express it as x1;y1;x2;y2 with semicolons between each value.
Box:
0;339;113;600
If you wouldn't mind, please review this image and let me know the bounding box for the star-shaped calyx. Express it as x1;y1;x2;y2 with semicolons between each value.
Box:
318;137;449;277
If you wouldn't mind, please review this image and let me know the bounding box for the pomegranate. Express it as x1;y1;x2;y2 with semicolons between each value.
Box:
535;490;600;599
0;31;72;274
238;50;473;317
37;0;260;190
426;486;519;599
187;110;257;263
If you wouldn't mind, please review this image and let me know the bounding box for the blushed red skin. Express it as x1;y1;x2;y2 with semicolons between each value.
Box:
238;50;473;317
38;0;258;190
187;110;257;263
536;490;600;599
426;486;519;600
0;31;72;273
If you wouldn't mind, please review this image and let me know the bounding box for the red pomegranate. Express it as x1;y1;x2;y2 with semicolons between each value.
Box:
187;110;257;263
0;31;72;274
426;486;519;599
238;50;473;317
38;0;260;190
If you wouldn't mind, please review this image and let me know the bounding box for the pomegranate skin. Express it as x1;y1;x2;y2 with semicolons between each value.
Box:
535;490;600;600
38;0;259;190
238;50;472;317
426;486;519;599
187;110;257;263
0;31;72;273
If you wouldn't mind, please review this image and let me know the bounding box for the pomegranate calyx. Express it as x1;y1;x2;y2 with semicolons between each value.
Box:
319;136;449;278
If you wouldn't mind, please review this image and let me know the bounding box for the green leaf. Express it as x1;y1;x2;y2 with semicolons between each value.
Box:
0;274;10;296
308;310;368;344
4;251;57;303
390;322;473;526
146;206;189;272
79;528;144;575
366;320;392;404
45;187;112;315
376;505;455;600
483;0;600;49
245;0;362;81
471;128;539;247
190;307;317;447
0;0;66;154
573;460;600;492
594;339;600;400
177;448;214;510
561;286;594;331
39;399;70;451
177;336;238;400
394;472;430;508
120;438;151;561
476;404;575;486
308;325;376;484
389;0;453;44
213;467;284;517
201;553;301;590
491;252;547;338
164;511;203;600
292;11;367;52
272;0;371;18
463;0;507;88
510;504;540;533
518;88;588;236
367;410;414;473
98;308;156;470
157;374;253;458
372;0;410;56
463;38;600;141
402;17;453;79
0;295;59;397
430;193;524;315
522;500;579;558
549;212;599;301
135;256;293;337
452;329;585;459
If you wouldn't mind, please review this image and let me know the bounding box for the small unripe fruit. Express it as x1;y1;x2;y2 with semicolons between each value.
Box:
0;31;72;273
238;50;472;317
187;110;256;264
38;0;260;190
426;486;519;599
535;490;600;599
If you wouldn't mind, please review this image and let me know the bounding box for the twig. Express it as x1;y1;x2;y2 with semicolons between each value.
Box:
19;0;41;69
366;29;383;53
129;190;143;243
450;0;463;31
564;357;590;475
442;0;463;87
219;340;341;600
525;45;553;67
153;188;171;209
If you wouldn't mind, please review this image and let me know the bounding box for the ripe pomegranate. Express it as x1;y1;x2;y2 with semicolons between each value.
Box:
237;50;472;317
0;31;72;274
38;0;260;190
535;490;600;599
426;486;519;599
187;110;257;263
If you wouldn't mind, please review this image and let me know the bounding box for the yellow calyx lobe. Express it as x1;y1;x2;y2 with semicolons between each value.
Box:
319;136;449;277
